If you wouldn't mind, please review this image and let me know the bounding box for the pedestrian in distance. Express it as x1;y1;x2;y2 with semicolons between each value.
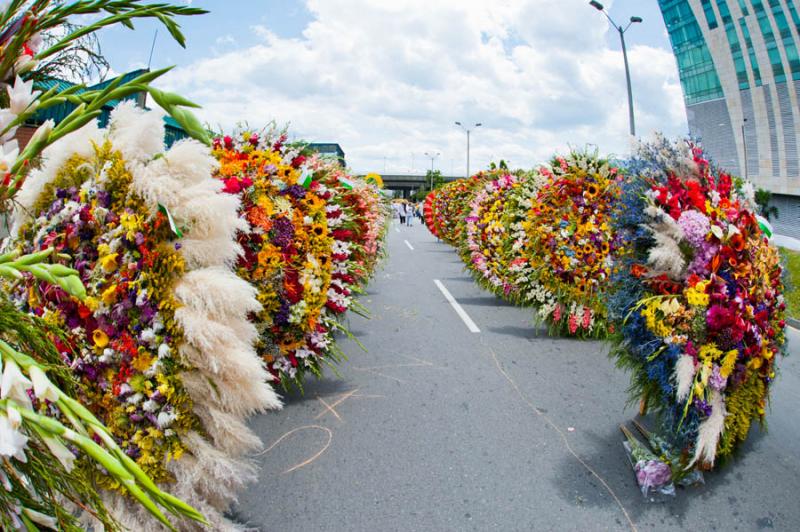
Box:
398;201;406;226
405;202;413;226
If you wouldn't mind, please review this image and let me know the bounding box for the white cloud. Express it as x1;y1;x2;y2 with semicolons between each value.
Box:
160;0;688;174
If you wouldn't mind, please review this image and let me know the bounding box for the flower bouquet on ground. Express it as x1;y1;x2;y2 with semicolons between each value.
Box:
608;135;785;475
521;152;622;337
620;423;676;499
10;104;280;529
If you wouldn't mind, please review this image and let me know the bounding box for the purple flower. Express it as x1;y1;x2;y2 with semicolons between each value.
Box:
282;184;307;200
96;190;111;208
678;210;710;248
271;217;295;249
693;397;712;417
708;365;727;391
274;299;291;326
635;459;672;488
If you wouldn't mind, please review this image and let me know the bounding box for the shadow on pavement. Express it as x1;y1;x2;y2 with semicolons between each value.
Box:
551;416;771;530
488;324;547;339
457;296;514;307
279;378;355;405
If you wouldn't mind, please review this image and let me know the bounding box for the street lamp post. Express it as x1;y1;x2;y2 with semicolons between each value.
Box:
424;151;440;190
589;1;642;137
741;118;749;181
455;121;482;178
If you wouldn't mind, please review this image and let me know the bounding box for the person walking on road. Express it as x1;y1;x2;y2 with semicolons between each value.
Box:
398;201;406;226
405;202;413;227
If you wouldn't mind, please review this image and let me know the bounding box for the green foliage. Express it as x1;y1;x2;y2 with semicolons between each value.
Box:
755;188;779;221
780;247;800;319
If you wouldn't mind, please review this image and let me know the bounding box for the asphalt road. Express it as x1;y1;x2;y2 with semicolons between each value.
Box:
234;218;800;532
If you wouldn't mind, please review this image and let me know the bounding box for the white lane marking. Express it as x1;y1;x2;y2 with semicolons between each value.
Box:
404;240;414;250
433;279;480;333
395;226;401;233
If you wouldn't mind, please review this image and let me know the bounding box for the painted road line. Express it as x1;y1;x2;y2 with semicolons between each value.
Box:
404;240;414;250
433;279;480;333
395;226;401;233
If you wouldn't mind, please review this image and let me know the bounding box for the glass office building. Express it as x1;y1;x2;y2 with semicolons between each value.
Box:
659;0;800;237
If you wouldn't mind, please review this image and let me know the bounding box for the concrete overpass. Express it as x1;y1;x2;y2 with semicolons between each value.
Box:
359;174;464;197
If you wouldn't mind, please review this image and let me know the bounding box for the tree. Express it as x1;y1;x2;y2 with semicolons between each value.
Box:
755;188;779;221
412;170;444;201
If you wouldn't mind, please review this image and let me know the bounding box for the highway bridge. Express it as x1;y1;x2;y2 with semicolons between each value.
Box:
359;174;464;197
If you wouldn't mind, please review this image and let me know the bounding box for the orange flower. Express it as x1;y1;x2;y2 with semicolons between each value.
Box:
247;206;272;231
631;263;647;278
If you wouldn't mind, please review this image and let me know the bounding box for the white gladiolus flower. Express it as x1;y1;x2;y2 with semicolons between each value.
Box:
0;141;19;174
142;399;158;413
6;405;21;430
0;414;28;462
41;435;75;471
28;365;59;403
0;109;17;142
6;76;38;115
27;119;54;147
1;359;33;410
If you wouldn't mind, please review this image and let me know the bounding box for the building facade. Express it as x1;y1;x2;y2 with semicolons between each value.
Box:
659;0;800;236
18;69;189;150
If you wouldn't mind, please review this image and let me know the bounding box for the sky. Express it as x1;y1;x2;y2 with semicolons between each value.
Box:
95;0;689;175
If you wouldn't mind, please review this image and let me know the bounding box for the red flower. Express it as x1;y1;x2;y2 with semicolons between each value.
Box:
222;177;242;194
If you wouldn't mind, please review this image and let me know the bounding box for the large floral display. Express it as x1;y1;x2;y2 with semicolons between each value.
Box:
520;152;622;337
459;171;526;299
430;175;488;245
608;136;785;475
0;1;223;529
213;131;387;389
11;104;281;529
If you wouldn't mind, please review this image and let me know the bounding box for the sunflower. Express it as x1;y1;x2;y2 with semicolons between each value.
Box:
585;182;600;198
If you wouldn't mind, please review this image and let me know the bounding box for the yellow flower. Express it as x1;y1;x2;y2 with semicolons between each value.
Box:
119;212;142;240
698;344;723;362
93;329;109;349
685;281;710;307
101;284;117;305
720;349;739;378
99;253;119;273
84;296;100;311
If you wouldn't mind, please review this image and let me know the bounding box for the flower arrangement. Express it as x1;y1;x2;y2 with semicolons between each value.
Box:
423;190;438;237
213;130;338;389
429;175;487;245
213;132;388;390
522;152;622;337
459;172;524;299
11;104;280;529
498;169;550;307
607;136;785;473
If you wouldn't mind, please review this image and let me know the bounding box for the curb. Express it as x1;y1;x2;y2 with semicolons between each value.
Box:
787;317;800;331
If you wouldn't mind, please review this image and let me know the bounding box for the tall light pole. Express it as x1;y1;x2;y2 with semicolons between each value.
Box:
741;118;749;181
424;151;440;190
455;121;482;178
589;1;642;137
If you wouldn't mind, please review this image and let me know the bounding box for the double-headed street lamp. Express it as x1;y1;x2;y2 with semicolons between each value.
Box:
424;151;440;190
455;121;481;178
589;1;642;137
